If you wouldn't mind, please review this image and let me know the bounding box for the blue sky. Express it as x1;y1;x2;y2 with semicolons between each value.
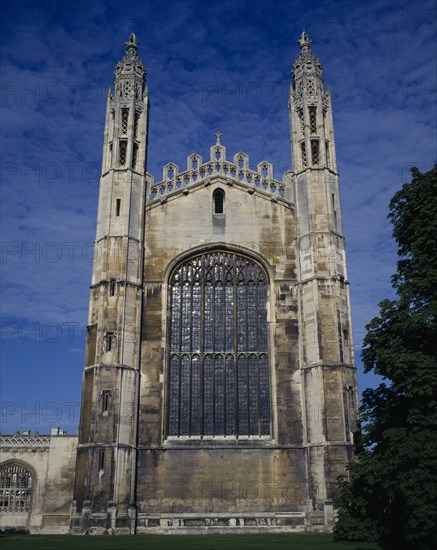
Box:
1;0;436;434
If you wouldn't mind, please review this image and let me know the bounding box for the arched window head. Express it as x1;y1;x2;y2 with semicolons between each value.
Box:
213;188;225;214
0;463;34;512
167;250;271;438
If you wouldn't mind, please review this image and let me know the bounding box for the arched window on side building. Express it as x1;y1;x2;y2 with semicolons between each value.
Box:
0;463;34;513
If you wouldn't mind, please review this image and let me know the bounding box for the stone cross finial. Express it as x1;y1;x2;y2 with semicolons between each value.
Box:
125;33;139;57
298;31;312;51
214;131;223;144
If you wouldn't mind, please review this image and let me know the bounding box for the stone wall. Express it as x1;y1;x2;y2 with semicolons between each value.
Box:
0;430;77;534
135;175;310;527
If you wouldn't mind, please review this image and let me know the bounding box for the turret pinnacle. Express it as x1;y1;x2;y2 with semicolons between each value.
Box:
298;31;312;53
113;34;147;100
289;33;335;173
125;33;139;59
292;32;323;85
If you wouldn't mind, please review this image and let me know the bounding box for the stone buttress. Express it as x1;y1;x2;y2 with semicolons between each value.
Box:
71;34;149;534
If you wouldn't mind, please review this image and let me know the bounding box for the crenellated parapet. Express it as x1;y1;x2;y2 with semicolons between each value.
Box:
147;137;286;202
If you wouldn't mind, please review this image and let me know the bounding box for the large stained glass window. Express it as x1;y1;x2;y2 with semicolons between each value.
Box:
167;251;270;437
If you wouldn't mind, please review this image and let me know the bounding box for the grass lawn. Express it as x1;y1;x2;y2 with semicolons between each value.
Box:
0;533;380;550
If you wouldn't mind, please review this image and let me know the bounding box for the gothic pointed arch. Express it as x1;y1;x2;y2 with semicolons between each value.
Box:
166;248;271;438
0;460;36;514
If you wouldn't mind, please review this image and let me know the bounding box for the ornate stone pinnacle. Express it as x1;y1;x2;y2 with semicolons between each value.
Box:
125;33;139;57
214;131;223;144
298;31;312;51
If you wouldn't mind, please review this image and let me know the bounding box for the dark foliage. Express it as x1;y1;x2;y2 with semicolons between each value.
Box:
334;165;437;549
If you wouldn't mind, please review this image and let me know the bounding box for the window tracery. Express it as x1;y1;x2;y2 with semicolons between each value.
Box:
0;463;33;513
307;79;315;95
167;251;271;438
123;80;132;97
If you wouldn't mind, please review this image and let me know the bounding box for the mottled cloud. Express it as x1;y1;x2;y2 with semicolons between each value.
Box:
1;0;435;432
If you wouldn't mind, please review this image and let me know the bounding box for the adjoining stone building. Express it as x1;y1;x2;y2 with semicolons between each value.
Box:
0;429;77;534
1;33;359;535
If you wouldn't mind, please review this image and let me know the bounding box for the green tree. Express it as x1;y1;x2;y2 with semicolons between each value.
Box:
334;165;437;549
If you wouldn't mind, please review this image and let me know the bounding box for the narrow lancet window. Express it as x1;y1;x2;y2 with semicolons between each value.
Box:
301;142;307;168
101;390;111;413
115;198;121;217
121;108;129;135
119;140;127;167
309;107;317;134
99;450;105;471
213;188;224;214
106;332;113;352
311;139;319;165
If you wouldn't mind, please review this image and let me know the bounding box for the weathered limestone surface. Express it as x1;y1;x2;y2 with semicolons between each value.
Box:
68;32;359;534
136;173;303;523
0;431;77;534
0;32;359;536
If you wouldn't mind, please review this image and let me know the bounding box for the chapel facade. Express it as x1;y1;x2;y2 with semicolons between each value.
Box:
1;33;359;535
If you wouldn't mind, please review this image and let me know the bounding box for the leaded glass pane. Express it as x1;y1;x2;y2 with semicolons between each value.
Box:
237;355;249;435
192;282;201;352
204;283;213;352
204;355;214;435
0;464;33;513
258;283;268;351
180;356;191;435
237;283;246;351
214;355;225;434
247;283;257;351
170;284;181;352
191;355;202;435
214;283;224;351
248;355;259;435
259;354;270;434
225;355;236;435
181;283;191;352
168;356;180;435
167;251;271;438
225;283;234;351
